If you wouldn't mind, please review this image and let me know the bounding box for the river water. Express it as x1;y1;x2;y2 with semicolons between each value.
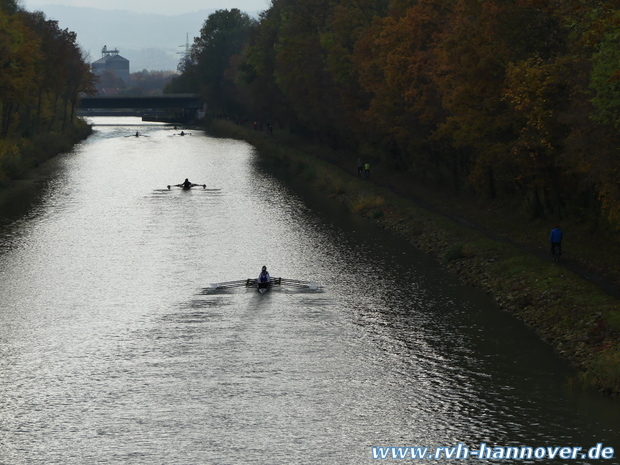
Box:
0;117;618;464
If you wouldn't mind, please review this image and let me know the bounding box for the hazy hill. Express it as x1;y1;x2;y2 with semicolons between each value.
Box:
27;5;220;71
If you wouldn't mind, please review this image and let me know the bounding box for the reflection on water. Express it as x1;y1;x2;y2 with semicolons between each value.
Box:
0;117;618;464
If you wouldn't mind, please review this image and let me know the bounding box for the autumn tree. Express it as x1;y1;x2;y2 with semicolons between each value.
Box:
0;4;94;183
172;0;620;227
565;2;620;224
20;12;95;134
353;0;449;172
0;9;39;138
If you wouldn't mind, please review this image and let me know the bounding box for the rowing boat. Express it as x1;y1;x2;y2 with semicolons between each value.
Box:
206;277;319;293
257;280;270;294
167;183;206;190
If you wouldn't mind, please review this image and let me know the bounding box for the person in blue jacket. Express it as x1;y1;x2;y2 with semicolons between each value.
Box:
549;224;563;258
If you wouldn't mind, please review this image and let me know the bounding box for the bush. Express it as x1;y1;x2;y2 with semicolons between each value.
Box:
0;141;24;180
351;194;385;213
444;243;464;262
0;119;92;186
583;348;620;394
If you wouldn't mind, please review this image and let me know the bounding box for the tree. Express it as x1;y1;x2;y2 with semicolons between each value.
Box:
319;0;389;147
239;3;296;127
129;70;176;95
0;0;20;14
189;9;256;114
353;0;449;171
271;0;345;141
0;9;39;138
503;56;573;217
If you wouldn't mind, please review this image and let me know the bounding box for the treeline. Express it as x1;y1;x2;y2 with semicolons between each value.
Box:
97;70;177;96
127;70;177;95
168;1;620;228
0;0;94;181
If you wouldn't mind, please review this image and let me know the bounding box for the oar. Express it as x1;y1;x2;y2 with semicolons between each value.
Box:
166;184;206;189
206;279;250;290
279;278;320;289
206;278;319;291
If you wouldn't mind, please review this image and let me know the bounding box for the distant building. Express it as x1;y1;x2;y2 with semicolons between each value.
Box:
92;46;130;86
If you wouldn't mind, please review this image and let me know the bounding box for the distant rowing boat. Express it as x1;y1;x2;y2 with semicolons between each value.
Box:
167;183;206;190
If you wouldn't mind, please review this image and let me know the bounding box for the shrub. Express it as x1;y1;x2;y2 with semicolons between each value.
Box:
352;194;385;213
0;141;24;180
444;243;464;262
582;348;620;394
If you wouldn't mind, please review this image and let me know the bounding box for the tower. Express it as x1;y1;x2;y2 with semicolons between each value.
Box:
91;46;130;87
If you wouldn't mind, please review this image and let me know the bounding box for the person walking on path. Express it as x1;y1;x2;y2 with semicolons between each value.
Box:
357;158;363;177
364;162;371;179
549;224;563;260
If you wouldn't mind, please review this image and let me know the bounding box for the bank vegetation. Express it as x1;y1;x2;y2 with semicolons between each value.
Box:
0;0;94;185
169;2;620;231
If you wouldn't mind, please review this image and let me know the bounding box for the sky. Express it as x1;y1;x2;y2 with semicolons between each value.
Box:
22;0;270;16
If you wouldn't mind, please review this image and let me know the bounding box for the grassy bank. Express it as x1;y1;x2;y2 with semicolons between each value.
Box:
206;118;620;396
0;119;92;187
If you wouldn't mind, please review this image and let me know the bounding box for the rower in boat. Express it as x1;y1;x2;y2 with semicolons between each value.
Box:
257;266;270;292
167;179;206;190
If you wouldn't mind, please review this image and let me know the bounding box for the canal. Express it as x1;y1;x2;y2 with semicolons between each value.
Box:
0;117;618;464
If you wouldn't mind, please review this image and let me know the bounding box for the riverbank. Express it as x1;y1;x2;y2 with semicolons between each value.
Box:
0;119;92;189
205;119;620;396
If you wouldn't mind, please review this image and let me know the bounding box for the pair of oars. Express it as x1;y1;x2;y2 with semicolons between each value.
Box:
167;183;206;190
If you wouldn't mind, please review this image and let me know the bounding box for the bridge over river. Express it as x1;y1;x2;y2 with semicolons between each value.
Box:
78;94;203;122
